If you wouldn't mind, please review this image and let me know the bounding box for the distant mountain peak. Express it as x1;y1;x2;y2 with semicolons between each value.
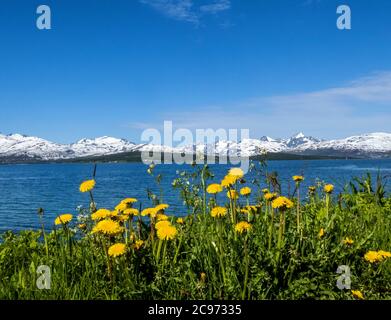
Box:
259;136;276;142
292;132;305;139
284;132;320;148
1;131;391;162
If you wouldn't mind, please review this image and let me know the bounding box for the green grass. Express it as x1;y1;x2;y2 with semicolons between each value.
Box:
0;162;390;300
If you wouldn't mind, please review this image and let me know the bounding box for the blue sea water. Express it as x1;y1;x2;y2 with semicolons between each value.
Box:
0;159;390;233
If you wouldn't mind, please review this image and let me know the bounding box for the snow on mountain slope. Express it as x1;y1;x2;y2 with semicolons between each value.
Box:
0;134;72;160
1;132;391;161
295;132;391;153
235;138;286;156
189;132;391;157
285;132;322;149
70;136;138;157
0;134;139;160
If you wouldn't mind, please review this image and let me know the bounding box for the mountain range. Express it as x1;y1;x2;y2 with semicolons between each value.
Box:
1;132;391;163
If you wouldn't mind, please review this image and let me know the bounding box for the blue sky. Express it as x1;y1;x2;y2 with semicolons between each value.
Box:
0;0;390;143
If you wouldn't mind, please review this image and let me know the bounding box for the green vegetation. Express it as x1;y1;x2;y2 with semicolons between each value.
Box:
0;162;390;300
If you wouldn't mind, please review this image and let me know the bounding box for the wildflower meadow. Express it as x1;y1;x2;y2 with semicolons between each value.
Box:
0;161;390;300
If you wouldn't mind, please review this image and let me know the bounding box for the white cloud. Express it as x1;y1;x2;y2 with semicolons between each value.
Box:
140;0;231;24
132;71;391;139
262;71;391;111
200;0;231;14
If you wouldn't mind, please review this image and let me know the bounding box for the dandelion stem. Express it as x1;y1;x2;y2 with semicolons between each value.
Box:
156;239;163;263
297;186;300;233
268;207;274;251
242;235;250;300
325;194;330;219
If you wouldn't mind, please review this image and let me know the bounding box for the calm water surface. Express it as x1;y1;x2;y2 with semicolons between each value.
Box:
0;159;390;232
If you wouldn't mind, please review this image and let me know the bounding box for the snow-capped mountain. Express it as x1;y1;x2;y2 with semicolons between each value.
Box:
0;133;72;160
181;132;391;158
0;134;139;160
71;136;138;156
0;132;391;163
292;132;391;158
285;132;322;149
297;132;391;153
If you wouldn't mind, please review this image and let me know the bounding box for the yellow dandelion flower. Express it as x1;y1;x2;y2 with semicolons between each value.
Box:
272;196;294;210
93;219;124;236
240;187;252;196
211;206;228;218
116;215;128;222
121;198;137;204
364;251;380;263
79;179;95;193
227;189;239;200
177;217;184;224
378;250;391;258
308;186;316;193
241;206;250;214
55;214;73;225
200;272;207;283
351;290;364;300
108;243;126;257
343;237;354;245
235;221;252;234
206;183;223;194
364;250;391;263
115;203;128;212
243;205;258;214
293;176;305;183
293;175;304;182
91;208;111;221
156;213;169;221
324;184;334;194
149;209;158;218
141;208;156;217
133;240;144;250
155;220;172;230
229;168;244;179
318;228;325;238
221;175;237;188
155;204;169;212
78;223;86;230
157;225;178;240
110;210;119;218
91;226;100;234
123;208;139;216
264;192;277;201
